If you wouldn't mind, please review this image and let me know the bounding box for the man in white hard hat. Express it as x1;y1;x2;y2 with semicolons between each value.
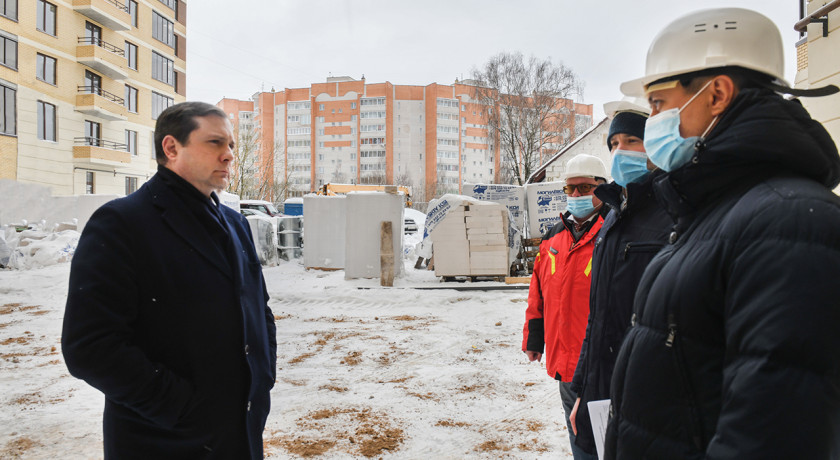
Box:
568;100;672;458
606;8;840;459
523;154;607;460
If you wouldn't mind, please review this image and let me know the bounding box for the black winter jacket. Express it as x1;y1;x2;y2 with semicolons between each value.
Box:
605;89;840;459
570;172;672;454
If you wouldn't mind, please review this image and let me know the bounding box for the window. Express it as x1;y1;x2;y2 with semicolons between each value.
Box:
0;32;17;70
84;70;101;95
360;111;385;119
37;101;56;141
159;0;176;10
436;98;459;109
361;97;385;106
85;171;95;194
36;53;56;84
151;91;173;119
128;0;138;27
0;83;15;136
152;11;175;48
351;102;356;109
1;0;16;21
125;176;138;195
288;101;310;110
287;127;310;135
151;52;174;85
84;21;101;45
124;85;137;112
84;120;101;146
125;41;137;70
125;129;138;155
37;1;56;35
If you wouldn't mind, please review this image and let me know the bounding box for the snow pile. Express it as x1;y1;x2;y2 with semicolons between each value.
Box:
402;208;426;260
4;225;80;270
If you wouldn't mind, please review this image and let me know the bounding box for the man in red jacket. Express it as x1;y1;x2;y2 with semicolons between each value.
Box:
523;154;607;460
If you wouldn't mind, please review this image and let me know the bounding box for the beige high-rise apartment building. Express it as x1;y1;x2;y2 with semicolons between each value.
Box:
794;0;840;193
218;76;593;203
0;0;186;196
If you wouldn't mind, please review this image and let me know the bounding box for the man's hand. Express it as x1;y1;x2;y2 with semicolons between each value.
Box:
525;350;542;362
570;397;581;435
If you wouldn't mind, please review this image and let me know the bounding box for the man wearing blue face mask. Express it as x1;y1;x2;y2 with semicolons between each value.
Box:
568;101;672;457
523;154;607;460
605;8;840;460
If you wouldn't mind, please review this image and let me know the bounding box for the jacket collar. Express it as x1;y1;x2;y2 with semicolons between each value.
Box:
147;169;233;279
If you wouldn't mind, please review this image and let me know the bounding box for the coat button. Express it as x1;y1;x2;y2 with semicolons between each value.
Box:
669;231;678;244
244;344;250;355
247;401;251;412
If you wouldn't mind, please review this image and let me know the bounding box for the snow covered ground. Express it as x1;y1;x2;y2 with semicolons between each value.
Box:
0;252;574;458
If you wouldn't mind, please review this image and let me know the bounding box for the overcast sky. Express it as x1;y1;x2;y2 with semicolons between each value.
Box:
186;0;801;120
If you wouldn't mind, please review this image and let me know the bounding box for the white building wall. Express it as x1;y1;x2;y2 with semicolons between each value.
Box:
392;99;425;191
544;120;611;183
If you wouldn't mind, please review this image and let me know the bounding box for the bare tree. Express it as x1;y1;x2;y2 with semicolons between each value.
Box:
471;52;584;185
360;173;387;185
227;124;277;200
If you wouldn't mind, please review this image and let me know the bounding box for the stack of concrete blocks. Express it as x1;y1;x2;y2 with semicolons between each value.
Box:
430;206;470;276
463;183;526;232
432;202;509;277
344;192;404;280
524;181;568;238
303;194;346;270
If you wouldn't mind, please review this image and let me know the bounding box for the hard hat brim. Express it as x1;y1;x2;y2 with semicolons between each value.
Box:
621;62;791;97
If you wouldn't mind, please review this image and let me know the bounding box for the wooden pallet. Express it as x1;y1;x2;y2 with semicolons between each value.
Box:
441;275;506;283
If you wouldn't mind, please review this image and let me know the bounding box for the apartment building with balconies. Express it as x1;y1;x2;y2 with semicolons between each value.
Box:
0;0;186;196
218;76;592;203
794;0;840;193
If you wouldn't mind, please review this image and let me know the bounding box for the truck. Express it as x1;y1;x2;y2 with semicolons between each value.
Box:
318;183;413;208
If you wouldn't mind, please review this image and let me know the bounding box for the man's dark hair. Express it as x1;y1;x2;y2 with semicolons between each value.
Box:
154;101;228;165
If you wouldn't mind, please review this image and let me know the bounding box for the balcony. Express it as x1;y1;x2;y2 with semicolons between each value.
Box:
72;0;131;31
76;37;128;80
73;137;131;166
75;86;127;121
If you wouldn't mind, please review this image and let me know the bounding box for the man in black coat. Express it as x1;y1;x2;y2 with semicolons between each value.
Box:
62;102;277;459
569;104;672;456
605;8;840;459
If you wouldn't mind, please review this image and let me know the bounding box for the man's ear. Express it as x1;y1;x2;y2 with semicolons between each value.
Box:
161;135;179;162
709;75;736;117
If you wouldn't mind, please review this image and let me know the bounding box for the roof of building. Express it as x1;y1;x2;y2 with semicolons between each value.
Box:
526;117;610;184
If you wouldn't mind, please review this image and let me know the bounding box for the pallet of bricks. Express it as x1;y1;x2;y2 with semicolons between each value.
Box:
431;202;509;280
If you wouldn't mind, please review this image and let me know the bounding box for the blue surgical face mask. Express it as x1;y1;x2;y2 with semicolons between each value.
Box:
644;80;717;172
610;149;650;186
566;195;597;218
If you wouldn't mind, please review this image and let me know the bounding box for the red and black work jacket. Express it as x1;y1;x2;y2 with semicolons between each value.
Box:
522;211;604;382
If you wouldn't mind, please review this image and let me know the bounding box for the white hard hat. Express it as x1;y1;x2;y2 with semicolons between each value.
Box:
603;97;650;118
621;8;787;97
565;154;607;181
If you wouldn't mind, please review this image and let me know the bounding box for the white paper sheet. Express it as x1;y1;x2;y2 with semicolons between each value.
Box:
587;399;611;460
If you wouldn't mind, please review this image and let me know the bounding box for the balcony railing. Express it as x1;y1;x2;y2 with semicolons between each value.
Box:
78;36;124;56
75;137;127;151
104;0;129;12
78;85;125;106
